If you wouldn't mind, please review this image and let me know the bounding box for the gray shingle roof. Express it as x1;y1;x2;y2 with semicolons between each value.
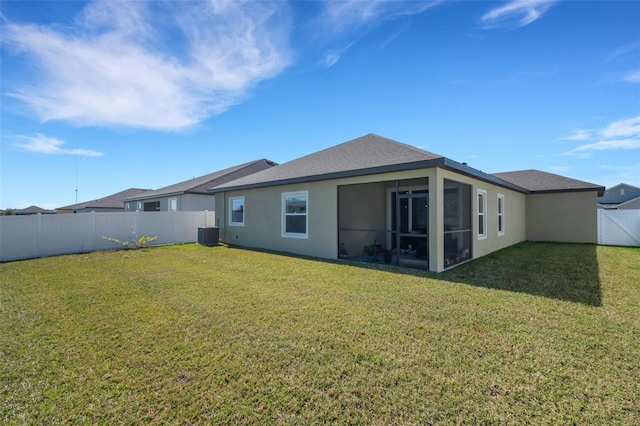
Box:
209;135;604;196
58;188;151;210
210;134;443;192
124;159;276;202
14;205;56;215
492;170;605;195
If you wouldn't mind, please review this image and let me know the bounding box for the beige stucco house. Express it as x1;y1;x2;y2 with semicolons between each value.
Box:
210;134;604;272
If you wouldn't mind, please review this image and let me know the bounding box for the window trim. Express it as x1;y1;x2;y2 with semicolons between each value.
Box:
229;196;245;227
477;189;487;240
281;191;308;239
497;193;505;236
169;197;178;212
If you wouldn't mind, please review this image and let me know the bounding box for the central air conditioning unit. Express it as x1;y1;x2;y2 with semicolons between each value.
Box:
197;227;219;246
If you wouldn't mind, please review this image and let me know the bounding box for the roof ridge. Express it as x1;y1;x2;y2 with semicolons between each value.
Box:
366;133;441;158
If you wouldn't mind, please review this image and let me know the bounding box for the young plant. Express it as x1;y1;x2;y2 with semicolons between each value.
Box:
102;226;158;250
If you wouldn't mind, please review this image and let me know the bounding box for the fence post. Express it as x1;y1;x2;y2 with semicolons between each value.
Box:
91;211;97;251
36;213;42;258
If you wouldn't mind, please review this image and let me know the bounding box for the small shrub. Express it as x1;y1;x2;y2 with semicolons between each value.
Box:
102;226;158;250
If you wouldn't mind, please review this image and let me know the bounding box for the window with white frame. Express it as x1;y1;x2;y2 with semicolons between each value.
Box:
497;194;505;236
477;189;487;239
282;191;308;238
229;196;245;226
169;198;177;212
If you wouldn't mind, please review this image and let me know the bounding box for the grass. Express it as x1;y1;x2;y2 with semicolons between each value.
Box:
1;242;639;424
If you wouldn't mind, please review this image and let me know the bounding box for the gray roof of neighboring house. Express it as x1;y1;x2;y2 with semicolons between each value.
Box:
210;134;446;192
58;188;151;211
492;170;605;196
124;159;276;202
14;205;56;215
597;182;640;205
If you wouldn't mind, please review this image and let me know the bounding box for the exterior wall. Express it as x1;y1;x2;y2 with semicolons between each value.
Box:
76;207;124;213
439;169;527;269
216;167;532;272
125;194;214;212
125;198;167;212
620;197;640;209
180;194;215;211
216;168;435;261
217;181;338;259
526;191;599;243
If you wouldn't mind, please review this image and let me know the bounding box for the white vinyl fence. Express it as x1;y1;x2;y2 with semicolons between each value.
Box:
0;211;215;262
597;209;640;247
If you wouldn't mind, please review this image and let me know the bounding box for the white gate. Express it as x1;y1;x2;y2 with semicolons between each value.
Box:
597;209;640;247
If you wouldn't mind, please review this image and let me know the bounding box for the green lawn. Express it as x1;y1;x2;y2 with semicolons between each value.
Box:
1;242;639;424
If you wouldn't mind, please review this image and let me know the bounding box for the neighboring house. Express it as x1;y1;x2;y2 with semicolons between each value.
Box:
209;134;604;273
597;183;640;210
57;188;151;213
123;159;276;212
13;206;57;215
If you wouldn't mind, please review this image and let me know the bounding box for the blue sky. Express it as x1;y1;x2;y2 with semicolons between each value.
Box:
1;0;639;210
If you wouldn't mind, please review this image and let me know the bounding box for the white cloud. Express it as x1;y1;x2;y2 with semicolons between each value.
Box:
314;1;441;69
320;42;354;68
564;115;640;157
622;69;640;83
322;0;441;34
608;42;640;61
601;115;640;139
2;1;292;131
13;134;103;157
559;129;593;141
480;0;558;29
570;139;640;153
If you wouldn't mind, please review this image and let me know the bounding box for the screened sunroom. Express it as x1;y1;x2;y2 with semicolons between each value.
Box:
337;176;472;270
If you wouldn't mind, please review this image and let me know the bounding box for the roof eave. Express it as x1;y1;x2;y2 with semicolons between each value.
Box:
209;158;449;193
123;191;186;202
528;187;606;196
441;159;530;193
209;157;603;196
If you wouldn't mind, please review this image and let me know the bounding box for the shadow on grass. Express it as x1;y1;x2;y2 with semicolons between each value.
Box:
223;242;602;307
437;242;602;307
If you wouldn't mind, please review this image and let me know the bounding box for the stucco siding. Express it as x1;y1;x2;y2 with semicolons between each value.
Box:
180;194;215;211
219;181;337;259
219;169;435;260
217;167;533;271
526;191;599;243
